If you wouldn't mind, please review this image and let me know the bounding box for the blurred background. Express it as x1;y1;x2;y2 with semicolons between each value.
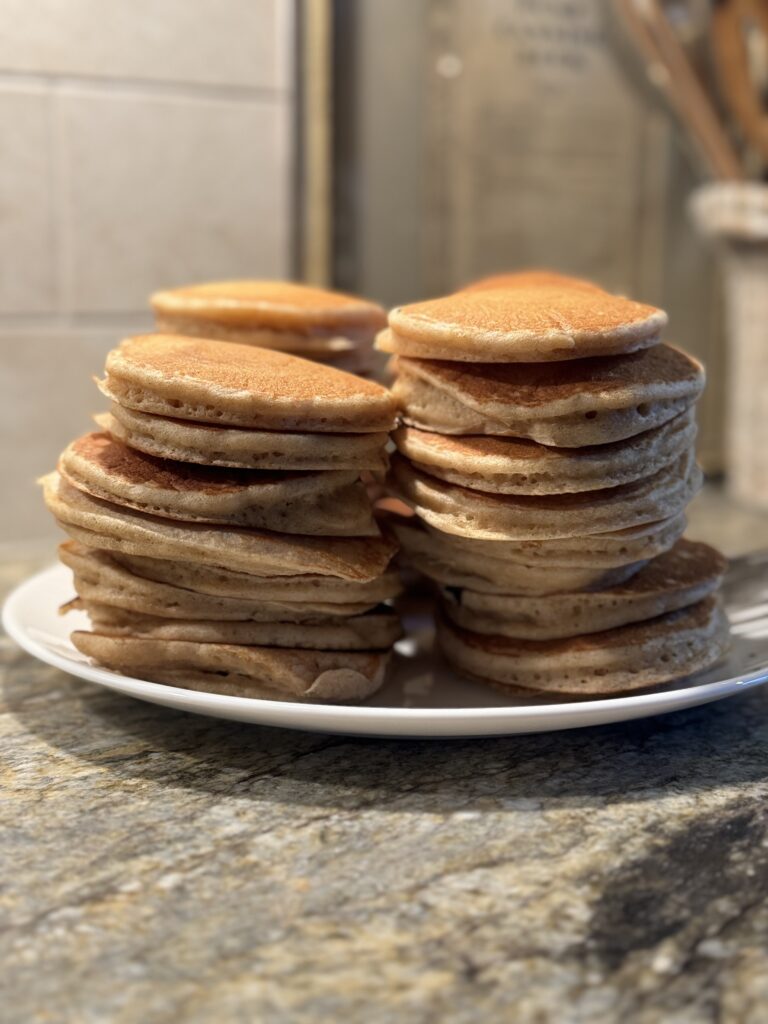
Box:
2;0;766;542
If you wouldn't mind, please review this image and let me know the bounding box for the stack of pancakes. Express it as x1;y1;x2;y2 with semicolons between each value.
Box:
380;272;730;695
42;333;403;702
151;280;387;376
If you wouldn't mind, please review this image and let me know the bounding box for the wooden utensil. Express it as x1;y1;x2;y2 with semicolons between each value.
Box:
711;0;768;168
616;0;744;179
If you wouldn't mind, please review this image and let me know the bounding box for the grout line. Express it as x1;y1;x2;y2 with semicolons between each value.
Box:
0;69;292;104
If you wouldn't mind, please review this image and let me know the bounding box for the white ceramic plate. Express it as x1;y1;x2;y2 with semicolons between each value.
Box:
4;558;768;737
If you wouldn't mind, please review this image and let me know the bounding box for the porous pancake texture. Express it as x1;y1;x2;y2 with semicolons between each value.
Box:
59;432;378;536
96;408;389;472
391;344;704;445
71;632;389;702
151;280;387;331
393;410;696;494
102;334;396;432
385;270;729;694
390;515;687;595
43;312;401;704
150;280;387;374
44;473;396;581
389;451;702;541
437;596;730;695
380;282;667;362
441;539;726;640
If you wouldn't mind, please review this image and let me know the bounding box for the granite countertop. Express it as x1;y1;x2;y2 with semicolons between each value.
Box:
4;487;768;1023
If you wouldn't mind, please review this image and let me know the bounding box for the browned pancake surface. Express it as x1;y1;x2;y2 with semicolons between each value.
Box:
151;280;386;331
110;335;390;404
390;286;666;345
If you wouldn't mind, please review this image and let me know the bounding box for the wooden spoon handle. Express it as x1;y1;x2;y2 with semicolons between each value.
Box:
712;0;768;167
617;0;743;179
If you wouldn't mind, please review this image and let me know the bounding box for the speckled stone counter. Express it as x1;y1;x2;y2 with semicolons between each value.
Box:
3;488;768;1024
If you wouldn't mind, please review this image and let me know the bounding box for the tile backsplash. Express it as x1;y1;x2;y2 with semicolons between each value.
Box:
0;0;295;541
0;0;291;90
0;85;57;314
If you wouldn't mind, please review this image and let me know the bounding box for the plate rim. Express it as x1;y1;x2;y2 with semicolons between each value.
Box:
4;562;768;734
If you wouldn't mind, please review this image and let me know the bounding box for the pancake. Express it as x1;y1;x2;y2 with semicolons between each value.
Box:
391;345;704;446
437;596;730;695
59;543;393;619
442;540;726;639
151;323;369;364
42;472;397;581
460;270;603;293
379;286;667;362
59;432;377;536
77;602;402;650
71;632;389;702
389;450;702;541
96;408;389;472
152;280;386;334
101;335;396;432
393;410;695;495
109;550;403;604
152;280;386;373
390;515;686;594
148;324;377;375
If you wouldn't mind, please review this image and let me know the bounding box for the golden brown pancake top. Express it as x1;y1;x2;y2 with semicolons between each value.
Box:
109;334;395;405
151;280;387;330
389;286;666;345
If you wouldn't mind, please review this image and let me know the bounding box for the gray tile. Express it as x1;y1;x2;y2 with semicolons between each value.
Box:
0;0;292;92
58;89;292;313
0;86;56;312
